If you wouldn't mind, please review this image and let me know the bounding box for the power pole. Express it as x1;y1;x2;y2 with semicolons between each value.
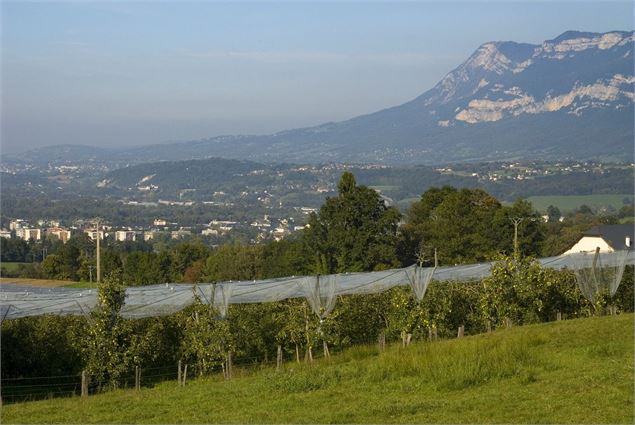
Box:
510;217;523;259
95;219;101;283
510;217;536;259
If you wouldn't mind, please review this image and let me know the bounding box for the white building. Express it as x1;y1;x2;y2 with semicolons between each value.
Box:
563;224;633;254
153;218;168;226
16;228;41;241
115;230;136;242
85;229;105;240
0;229;11;239
47;228;71;243
9;219;26;231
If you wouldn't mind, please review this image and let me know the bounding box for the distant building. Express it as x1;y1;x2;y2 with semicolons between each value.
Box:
201;228;219;236
273;227;289;242
0;229;11;239
563;224;634;254
85;229;105;240
9;219;26;231
16;228;41;241
143;231;156;241
171;229;192;239
115;230;136;242
47;227;71;243
154;218;168;226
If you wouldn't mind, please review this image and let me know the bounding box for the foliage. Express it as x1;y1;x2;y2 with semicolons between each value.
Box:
177;294;232;376
399;187;545;266
303;172;401;273
84;271;132;389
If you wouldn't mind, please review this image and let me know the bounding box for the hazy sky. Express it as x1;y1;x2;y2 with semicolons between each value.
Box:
2;1;633;153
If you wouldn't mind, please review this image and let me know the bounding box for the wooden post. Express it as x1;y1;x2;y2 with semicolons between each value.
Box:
227;352;233;380
486;320;492;333
135;366;140;391
457;325;464;338
428;327;433;341
177;360;182;385
81;370;88;397
323;340;330;358
295;344;300;364
379;331;386;351
505;317;512;329
557;311;562;321
276;345;283;371
433;326;438;340
406;333;412;346
182;365;188;386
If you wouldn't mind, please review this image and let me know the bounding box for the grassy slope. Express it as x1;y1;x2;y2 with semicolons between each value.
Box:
3;314;634;424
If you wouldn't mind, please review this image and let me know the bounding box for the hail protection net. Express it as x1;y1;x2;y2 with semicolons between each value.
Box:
1;252;633;320
569;249;630;304
406;266;436;301
300;275;337;320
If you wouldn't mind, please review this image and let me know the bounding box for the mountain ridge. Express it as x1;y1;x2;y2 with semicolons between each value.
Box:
6;30;634;166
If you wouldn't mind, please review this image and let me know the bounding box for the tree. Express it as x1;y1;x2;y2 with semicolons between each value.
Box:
546;205;561;223
303;172;401;273
84;271;132;389
400;188;545;265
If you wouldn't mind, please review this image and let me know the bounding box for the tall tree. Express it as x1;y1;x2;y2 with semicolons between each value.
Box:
303;172;401;273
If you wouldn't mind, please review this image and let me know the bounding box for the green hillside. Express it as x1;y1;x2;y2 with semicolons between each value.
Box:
526;194;634;213
3;314;633;424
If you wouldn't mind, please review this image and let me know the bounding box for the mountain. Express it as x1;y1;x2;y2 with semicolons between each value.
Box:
7;30;634;166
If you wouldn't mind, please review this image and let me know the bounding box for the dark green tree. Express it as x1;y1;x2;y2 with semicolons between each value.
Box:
303;172;401;273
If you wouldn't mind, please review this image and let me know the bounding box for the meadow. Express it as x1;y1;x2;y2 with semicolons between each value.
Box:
526;194;633;213
3;313;633;424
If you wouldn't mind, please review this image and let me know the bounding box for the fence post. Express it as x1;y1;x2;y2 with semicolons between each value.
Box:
505;317;512;329
457;325;464;338
323;341;330;358
227;351;233;380
378;331;386;351
557;311;562;321
178;360;182;386
135;366;140;391
182;365;188;386
486;320;492;333
81;370;88;397
276;345;283;371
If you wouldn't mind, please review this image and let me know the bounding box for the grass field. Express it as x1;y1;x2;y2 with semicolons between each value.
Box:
526;194;633;213
3;314;633;424
0;262;30;273
0;276;97;288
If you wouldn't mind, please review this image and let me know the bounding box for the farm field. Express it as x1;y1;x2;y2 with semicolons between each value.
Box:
3;313;633;424
526;194;633;213
0;277;76;288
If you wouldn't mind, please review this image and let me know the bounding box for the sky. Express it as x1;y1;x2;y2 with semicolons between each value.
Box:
1;1;633;153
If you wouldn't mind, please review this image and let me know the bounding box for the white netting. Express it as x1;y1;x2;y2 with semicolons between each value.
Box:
1;251;633;320
568;249;630;304
299;275;337;319
406;266;436;301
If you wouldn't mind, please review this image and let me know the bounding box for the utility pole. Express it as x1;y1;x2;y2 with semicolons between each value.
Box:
510;217;536;259
95;218;101;283
510;217;523;259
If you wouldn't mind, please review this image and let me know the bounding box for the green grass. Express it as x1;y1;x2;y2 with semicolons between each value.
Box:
3;314;634;424
526;194;633;213
62;281;98;289
0;262;29;272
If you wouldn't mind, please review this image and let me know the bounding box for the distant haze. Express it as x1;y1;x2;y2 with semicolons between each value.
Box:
1;1;633;153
